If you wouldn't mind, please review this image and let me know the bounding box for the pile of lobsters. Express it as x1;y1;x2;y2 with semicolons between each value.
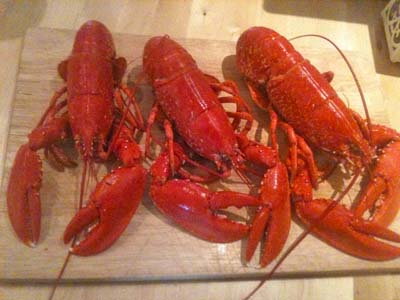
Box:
7;20;400;270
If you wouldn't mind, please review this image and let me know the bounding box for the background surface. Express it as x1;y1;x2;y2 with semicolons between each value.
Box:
1;1;400;299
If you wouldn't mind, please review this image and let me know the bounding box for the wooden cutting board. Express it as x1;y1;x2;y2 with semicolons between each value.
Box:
1;27;398;281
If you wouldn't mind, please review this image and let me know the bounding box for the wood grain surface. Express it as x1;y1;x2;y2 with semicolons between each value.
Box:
0;278;354;300
0;26;397;282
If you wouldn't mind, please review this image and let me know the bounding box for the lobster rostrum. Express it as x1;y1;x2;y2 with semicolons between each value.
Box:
142;35;290;265
236;26;400;262
7;20;146;256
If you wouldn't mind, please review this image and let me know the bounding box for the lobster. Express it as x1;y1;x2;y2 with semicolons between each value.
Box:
141;35;290;266
236;26;400;263
7;20;146;256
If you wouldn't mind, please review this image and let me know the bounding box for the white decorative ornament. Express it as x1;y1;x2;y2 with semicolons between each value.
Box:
382;0;400;62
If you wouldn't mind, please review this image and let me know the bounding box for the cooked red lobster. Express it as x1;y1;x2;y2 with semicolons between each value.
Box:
142;35;290;266
7;20;146;256
236;26;400;262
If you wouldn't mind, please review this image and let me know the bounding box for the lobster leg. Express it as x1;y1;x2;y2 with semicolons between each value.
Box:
47;144;77;169
119;85;145;130
112;123;142;167
171;143;226;183
245;79;270;111
210;79;253;133
236;134;277;168
145;104;162;158
293;158;400;260
114;89;142;130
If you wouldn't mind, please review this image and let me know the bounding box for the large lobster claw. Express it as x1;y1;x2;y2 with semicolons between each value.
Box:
64;165;146;256
7;144;42;246
245;162;290;267
150;179;259;242
354;140;400;227
295;199;400;260
150;149;260;243
7;109;72;246
293;162;400;260
236;134;291;266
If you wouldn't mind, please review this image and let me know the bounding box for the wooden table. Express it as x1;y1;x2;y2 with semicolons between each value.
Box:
1;1;400;299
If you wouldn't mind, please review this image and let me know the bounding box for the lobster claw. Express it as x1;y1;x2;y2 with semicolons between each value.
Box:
293;164;400;260
7;144;42;246
245;163;291;267
354;140;400;227
295;199;400;260
150;149;261;242
150;179;258;243
64;165;146;256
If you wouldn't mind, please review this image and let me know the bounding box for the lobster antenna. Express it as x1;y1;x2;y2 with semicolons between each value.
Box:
48;248;73;300
240;164;264;177
289;34;372;142
232;161;253;190
48;159;89;300
134;71;148;86
184;157;227;180
79;159;89;208
242;169;361;300
127;55;143;68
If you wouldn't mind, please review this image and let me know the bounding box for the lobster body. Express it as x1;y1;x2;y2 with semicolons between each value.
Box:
7;21;146;255
62;21;121;159
237;27;371;166
236;27;400;262
143;36;290;264
143;37;237;164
